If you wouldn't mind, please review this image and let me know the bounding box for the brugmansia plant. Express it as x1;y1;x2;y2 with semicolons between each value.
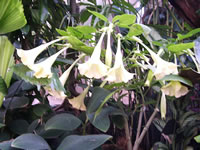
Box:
0;2;199;149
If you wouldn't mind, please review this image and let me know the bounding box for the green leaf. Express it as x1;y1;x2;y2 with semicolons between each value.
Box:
161;74;193;87
88;10;108;22
67;27;83;39
45;113;82;131
0;0;27;34
177;28;200;41
167;42;194;54
0;36;14;106
11;133;51;150
0;140;15;150
4;96;29;109
194;135;200;143
56;28;68;36
57;134;112;150
8;120;29;135
33;104;50;117
0;123;5;129
0;76;8;95
13;64;51;86
127;24;144;37
113;14;136;27
87;87;111;114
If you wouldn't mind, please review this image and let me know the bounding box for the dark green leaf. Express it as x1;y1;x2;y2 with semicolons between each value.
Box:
0;123;5;129
88;10;108;22
161;74;193;87
167;42;194;54
0;0;27;34
87;87;111;114
177;28;200;41
11;133;51;150
4;96;29;109
57;134;112;150
45;113;82;131
0;76;7;95
33;104;50;117
8;120;29;135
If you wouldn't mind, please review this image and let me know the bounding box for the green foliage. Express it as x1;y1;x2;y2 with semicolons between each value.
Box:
57;134;112;150
0;0;26;34
167;42;195;55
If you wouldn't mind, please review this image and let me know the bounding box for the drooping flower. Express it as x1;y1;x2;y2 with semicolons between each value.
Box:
160;92;166;119
78;30;109;79
46;54;86;99
68;85;90;111
161;81;189;98
105;23;113;67
132;36;178;80
30;46;70;78
105;34;134;83
17;39;61;67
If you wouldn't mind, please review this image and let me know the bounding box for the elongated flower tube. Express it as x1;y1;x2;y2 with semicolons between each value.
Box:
105;23;113;67
17;39;61;67
78;30;109;79
46;54;86;99
30;45;70;78
105;34;134;83
161;81;189;98
132;36;178;80
160;92;166;119
68;85;90;111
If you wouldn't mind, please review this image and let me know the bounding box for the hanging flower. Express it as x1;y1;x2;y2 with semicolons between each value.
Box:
105;34;134;83
160;92;166;119
132;36;178;80
68;85;90;111
161;81;189;98
105;23;113;67
78;30;109;79
17;39;61;68
46;54;86;99
149;49;178;80
30;46;70;78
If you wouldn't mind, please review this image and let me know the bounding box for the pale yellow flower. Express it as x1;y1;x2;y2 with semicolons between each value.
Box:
17;39;61;67
105;23;113;67
161;81;189;98
105;34;134;83
148;49;178;80
68;85;90;111
46;54;86;99
30;46;69;78
78;31;109;79
160;92;166;119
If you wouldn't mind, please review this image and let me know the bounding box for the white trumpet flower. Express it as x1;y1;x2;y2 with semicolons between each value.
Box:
105;23;113;67
17;39;61;67
161;81;189;98
46;54;86;99
30;46;70;78
78;31;109;79
105;34;134;83
132;36;178;80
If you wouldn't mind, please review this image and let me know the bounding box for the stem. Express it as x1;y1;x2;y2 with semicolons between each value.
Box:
124;118;132;150
133;107;159;150
135;107;143;141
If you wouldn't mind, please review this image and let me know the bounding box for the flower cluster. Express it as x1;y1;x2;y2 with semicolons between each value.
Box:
78;24;134;83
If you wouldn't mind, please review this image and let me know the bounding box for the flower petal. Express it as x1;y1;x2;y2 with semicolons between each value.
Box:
17;39;61;67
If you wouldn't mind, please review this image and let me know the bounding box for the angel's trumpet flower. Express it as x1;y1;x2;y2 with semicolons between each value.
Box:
161;81;189;98
17;39;61;67
78;30;109;79
46;54;86;99
105;34;134;83
30;45;70;78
